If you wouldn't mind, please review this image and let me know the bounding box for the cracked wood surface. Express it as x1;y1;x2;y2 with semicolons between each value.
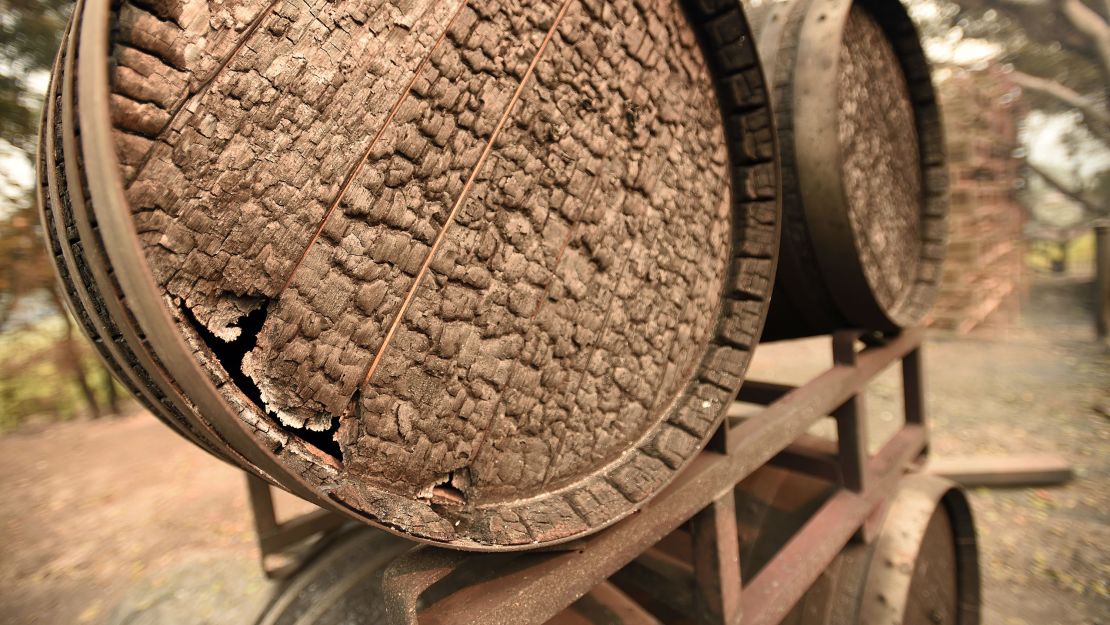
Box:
340;0;733;502
80;0;780;546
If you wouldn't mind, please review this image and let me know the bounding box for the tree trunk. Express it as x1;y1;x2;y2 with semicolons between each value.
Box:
1095;224;1110;342
102;364;121;415
1054;240;1069;274
48;287;101;419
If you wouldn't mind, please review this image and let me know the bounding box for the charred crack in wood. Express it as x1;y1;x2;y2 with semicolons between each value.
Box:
283;417;344;462
178;297;268;404
431;483;467;507
423;468;470;509
178;297;343;463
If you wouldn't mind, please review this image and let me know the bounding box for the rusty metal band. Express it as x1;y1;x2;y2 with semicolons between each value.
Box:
39;3;229;457
47;2;238;460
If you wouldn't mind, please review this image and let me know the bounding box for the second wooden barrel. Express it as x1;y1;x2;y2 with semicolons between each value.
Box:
752;0;948;340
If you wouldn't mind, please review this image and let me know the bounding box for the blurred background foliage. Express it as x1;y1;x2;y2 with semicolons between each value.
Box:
0;0;1106;430
0;0;128;429
913;0;1109;259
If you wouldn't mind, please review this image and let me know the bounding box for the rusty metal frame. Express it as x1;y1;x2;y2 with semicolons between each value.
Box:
246;475;349;579
247;327;930;624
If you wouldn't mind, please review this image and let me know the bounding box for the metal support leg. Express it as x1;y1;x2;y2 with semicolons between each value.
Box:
246;474;347;578
691;489;743;625
833;332;868;493
247;473;279;544
902;346;926;427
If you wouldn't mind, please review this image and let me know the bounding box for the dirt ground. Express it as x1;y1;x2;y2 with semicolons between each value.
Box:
0;273;1106;625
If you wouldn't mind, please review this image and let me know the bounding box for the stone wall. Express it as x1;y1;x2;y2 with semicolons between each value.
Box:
930;66;1027;333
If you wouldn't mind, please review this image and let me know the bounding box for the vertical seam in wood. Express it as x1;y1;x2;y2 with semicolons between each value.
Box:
358;0;579;391
277;0;473;294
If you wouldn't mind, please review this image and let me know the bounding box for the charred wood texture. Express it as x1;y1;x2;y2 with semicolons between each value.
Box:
750;0;948;341
38;0;780;549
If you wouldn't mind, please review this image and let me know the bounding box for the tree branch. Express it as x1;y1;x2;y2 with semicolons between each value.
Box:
1062;0;1110;78
1025;159;1106;218
955;0;1094;56
1009;70;1110;144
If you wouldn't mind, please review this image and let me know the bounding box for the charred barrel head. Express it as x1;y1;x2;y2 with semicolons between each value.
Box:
751;0;948;341
38;0;782;549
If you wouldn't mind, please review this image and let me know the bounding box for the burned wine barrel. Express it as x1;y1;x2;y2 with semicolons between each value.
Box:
750;0;948;340
38;0;780;549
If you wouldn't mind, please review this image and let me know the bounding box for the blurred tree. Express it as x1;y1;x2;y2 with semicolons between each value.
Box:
0;193;108;419
0;0;71;152
919;0;1110;337
0;0;69;312
936;0;1109;216
0;197;53;327
0;0;123;419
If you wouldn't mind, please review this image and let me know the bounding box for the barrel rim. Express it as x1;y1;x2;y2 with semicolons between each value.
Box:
50;0;242;462
75;0;327;502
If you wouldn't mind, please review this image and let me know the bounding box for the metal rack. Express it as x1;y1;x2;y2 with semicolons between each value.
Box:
248;328;931;625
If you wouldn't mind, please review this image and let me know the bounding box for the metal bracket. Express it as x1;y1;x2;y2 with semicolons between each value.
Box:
246;474;347;579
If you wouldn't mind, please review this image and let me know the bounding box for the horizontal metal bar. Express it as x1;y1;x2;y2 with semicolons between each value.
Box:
769;435;842;484
578;582;664;625
735;380;797;405
724;328;922;455
258;508;348;554
611;548;696;615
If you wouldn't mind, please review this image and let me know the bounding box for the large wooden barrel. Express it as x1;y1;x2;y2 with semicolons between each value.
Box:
38;0;780;549
751;0;948;340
